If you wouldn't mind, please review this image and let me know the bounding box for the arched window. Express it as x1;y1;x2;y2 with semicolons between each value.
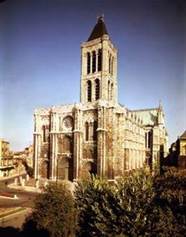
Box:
42;125;46;142
95;79;100;100
87;52;91;74
145;131;152;149
85;122;89;141
109;54;112;73
89;122;94;140
110;83;113;100
58;137;63;153
93;121;98;140
87;80;92;102
108;80;110;100
62;136;72;153
59;117;63;131
98;49;102;71
92;51;96;73
111;58;114;75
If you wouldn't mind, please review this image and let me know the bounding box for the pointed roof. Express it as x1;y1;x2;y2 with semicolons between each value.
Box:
87;16;108;41
180;130;186;139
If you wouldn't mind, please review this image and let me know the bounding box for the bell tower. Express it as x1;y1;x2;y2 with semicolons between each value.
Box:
80;16;118;105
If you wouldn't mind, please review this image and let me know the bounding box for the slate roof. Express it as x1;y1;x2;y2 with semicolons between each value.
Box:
87;16;108;41
131;108;159;126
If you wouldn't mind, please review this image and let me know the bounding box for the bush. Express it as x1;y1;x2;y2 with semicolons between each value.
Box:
32;182;76;237
153;167;186;235
25;168;185;237
75;169;184;237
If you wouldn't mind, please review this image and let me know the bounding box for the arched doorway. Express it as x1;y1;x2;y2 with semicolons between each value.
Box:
57;134;73;181
57;157;73;181
41;160;49;179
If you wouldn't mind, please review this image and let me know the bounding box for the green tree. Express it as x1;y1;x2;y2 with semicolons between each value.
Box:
75;176;115;237
32;182;76;237
153;167;186;236
75;169;178;237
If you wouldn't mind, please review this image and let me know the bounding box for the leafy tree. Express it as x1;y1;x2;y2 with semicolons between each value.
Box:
32;182;76;237
75;176;115;237
153;167;186;235
75;169;180;237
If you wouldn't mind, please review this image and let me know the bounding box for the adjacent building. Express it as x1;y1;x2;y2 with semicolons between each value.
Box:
178;131;186;168
165;131;186;169
33;17;168;181
0;138;14;177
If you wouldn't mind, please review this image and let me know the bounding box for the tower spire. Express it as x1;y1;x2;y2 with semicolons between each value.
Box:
87;16;108;41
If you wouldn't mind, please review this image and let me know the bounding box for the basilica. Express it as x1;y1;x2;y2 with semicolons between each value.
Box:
33;17;168;181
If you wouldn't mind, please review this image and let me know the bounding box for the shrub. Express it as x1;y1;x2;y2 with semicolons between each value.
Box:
32;182;76;237
75;169;182;237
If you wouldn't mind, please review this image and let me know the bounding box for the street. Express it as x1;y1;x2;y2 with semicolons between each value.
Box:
0;174;38;208
0;208;32;228
0;174;39;231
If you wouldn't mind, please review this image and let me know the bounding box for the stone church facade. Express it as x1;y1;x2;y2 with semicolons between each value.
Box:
33;17;168;181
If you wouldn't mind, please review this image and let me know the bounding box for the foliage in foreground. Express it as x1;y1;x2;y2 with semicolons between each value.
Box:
25;168;186;237
75;168;186;237
31;182;76;237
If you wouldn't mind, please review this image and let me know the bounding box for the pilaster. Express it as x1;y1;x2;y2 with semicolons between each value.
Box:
73;105;83;180
97;104;107;177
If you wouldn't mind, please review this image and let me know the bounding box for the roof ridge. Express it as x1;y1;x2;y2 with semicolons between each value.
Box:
129;108;159;112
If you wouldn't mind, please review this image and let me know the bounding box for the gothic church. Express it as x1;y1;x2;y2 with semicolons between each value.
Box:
33;17;168;181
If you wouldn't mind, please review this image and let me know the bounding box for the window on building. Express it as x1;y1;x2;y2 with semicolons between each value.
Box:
109;54;111;73
89;122;94;141
93;121;98;140
98;49;102;71
145;132;148;148
111;58;114;75
108;80;110;100
43;125;46;142
62;136;72;153
85;122;89;141
110;83;113;100
87;52;91;74
148;131;152;149
46;125;49;141
92;51;96;73
58;138;63;153
87;80;92;102
59;117;63;131
95;79;100;100
145;131;152;149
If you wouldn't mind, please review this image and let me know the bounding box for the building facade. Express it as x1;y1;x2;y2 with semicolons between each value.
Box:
165;131;186;169
33;17;168;181
0;138;14;177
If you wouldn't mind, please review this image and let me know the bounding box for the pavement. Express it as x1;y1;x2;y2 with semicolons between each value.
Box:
0;174;39;229
8;183;42;193
0;207;32;228
0;172;26;181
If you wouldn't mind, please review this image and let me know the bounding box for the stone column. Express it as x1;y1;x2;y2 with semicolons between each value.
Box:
50;112;58;180
33;134;38;179
34;134;41;179
33;113;42;179
73;105;83;180
97;104;107;178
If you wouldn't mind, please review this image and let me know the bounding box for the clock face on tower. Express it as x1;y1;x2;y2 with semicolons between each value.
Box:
63;116;73;130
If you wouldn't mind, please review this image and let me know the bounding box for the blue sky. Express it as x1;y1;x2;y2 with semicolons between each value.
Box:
0;0;185;151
